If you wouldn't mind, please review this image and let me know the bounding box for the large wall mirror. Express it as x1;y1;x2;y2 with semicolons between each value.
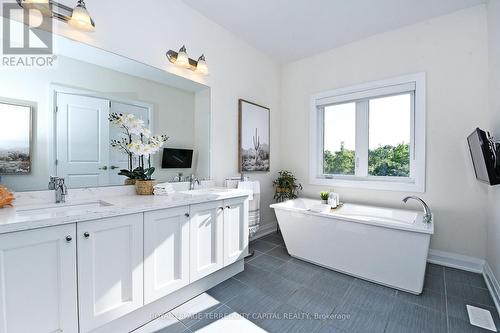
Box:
0;35;210;192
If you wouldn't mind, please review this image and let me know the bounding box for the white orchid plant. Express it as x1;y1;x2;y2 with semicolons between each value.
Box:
109;113;168;180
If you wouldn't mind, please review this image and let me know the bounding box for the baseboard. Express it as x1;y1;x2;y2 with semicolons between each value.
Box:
427;249;485;273
250;220;278;241
483;262;500;316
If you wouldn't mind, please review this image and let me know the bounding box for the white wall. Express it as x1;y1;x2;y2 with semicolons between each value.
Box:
487;0;500;280
280;6;489;258
46;0;282;229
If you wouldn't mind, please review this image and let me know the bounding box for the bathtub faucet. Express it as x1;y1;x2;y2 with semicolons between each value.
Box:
402;196;432;224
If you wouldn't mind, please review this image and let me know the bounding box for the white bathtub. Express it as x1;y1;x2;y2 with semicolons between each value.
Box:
270;198;433;294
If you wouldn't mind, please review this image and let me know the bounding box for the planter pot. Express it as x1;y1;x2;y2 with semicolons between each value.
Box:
124;178;136;186
276;187;292;193
322;199;328;205
135;180;156;195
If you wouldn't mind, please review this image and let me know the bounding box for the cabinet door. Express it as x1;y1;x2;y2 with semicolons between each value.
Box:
0;224;78;333
223;197;249;266
144;206;190;304
77;214;143;333
189;200;224;282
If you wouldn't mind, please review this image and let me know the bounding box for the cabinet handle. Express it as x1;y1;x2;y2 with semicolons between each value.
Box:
185;213;190;217
110;165;119;170
226;205;231;209
65;235;72;242
218;207;224;211
83;232;90;238
98;166;108;170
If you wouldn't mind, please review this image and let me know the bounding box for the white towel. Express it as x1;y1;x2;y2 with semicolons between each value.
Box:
153;182;175;196
237;181;260;200
238;181;261;237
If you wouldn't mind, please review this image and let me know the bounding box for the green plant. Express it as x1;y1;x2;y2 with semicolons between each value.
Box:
273;170;303;202
118;166;155;181
320;191;329;201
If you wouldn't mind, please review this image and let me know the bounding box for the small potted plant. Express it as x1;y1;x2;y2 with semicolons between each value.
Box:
109;112;168;193
129;134;168;195
273;170;302;202
320;191;329;204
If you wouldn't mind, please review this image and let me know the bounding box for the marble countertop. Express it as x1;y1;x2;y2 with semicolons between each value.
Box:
0;187;251;235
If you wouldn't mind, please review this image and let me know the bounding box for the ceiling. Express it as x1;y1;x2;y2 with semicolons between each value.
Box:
182;0;486;63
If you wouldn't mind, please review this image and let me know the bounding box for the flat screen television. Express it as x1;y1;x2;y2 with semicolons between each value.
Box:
467;128;500;185
161;148;193;169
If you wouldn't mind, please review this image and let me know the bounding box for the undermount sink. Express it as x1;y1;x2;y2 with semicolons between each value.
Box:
17;201;113;217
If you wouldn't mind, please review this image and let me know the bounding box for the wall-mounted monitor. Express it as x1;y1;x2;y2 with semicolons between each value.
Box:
161;148;193;169
467;128;500;185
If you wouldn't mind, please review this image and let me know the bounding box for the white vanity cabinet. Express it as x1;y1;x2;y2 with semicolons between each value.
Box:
189;197;249;282
0;224;78;333
223;197;249;266
77;214;144;333
0;192;249;333
144;206;190;304
189;200;225;282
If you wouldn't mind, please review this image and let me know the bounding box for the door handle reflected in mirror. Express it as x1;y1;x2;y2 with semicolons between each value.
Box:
110;166;119;170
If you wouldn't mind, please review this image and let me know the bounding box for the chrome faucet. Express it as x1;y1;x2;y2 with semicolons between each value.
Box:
403;196;432;223
48;176;67;203
189;175;200;190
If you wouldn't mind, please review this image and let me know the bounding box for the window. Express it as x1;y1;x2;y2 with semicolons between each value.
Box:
310;73;426;192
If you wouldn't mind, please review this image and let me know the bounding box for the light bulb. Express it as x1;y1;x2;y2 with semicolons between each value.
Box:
195;54;208;75
68;0;95;32
176;45;190;68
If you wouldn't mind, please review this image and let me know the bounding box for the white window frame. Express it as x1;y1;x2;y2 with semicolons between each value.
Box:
309;73;426;192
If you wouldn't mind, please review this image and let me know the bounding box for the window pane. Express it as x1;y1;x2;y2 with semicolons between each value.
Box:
323;102;356;175
368;94;411;177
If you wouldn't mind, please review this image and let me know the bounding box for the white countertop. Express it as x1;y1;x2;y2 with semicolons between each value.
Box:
0;187;251;235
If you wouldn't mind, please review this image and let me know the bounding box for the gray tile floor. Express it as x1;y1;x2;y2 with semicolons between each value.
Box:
145;233;499;333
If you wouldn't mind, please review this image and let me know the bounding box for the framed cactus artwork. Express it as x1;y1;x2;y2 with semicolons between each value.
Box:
238;99;270;172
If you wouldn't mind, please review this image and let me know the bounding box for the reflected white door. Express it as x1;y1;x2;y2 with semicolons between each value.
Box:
144;206;190;304
0;224;78;333
77;214;144;333
109;102;150;185
189;201;224;282
56;93;110;188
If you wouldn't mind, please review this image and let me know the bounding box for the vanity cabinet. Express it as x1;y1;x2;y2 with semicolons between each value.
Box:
0;224;78;333
0;194;249;333
189;197;249;282
223;197;249;266
189;200;225;282
144;206;190;304
77;214;144;333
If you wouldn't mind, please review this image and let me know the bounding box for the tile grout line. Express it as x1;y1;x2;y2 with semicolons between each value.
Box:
444;268;450;333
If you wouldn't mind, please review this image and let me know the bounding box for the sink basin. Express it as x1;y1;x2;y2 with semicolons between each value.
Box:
17;201;112;217
179;188;232;196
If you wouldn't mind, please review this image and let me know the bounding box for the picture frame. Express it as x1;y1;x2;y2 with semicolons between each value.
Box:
0;99;33;175
238;99;270;172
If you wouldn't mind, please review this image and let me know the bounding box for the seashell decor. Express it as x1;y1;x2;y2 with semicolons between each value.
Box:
0;186;15;208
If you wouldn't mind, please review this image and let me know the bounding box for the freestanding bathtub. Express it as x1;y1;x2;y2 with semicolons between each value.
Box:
270;198;433;294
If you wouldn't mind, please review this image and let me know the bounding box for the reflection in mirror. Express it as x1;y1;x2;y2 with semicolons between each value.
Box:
0;100;33;175
0;35;210;192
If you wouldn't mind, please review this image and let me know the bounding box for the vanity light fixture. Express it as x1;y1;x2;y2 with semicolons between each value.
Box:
68;0;95;32
195;54;209;75
166;46;209;75
16;0;95;32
